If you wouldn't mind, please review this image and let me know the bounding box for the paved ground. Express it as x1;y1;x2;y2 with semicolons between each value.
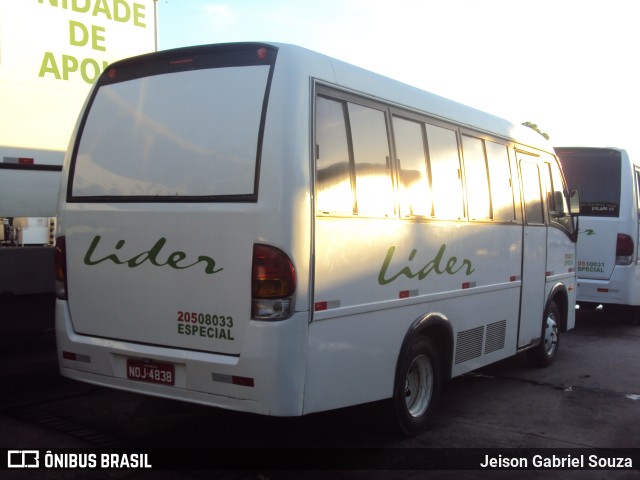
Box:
0;296;639;479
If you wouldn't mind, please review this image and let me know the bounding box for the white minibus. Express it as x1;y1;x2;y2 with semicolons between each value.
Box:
55;42;578;436
556;147;639;317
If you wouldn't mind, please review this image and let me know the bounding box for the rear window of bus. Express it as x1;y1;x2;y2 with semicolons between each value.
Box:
556;148;621;217
70;65;270;201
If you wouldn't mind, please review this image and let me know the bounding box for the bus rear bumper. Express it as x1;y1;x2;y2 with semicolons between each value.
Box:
55;300;308;417
577;265;640;307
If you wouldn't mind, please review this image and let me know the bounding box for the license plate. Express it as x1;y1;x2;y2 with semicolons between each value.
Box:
126;358;175;386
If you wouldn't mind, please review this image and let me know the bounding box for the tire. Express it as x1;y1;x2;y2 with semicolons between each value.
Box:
391;336;441;437
528;300;560;368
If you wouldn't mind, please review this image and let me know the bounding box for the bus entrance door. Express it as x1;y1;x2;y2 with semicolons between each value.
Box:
517;154;548;348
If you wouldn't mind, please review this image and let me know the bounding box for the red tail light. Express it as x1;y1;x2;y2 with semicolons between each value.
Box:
55;236;68;299
616;234;634;265
252;244;295;320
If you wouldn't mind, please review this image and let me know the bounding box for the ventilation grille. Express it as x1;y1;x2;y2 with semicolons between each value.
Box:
454;320;507;364
485;319;507;354
454;326;483;364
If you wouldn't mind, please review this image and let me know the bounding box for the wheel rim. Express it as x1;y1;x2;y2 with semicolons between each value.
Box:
404;354;434;418
544;312;559;357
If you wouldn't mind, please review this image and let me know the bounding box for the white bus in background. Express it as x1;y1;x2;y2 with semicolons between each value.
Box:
0;0;157;294
556;147;639;318
55;42;579;436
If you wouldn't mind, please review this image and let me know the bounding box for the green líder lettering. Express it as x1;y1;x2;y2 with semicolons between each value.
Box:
378;244;475;286
84;235;223;274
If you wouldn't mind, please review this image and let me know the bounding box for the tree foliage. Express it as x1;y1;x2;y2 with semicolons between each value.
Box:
522;121;550;140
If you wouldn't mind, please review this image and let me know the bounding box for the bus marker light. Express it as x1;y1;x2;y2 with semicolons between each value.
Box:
211;373;254;387
62;351;75;360
314;301;328;311
62;351;91;363
232;376;255;387
399;289;418;298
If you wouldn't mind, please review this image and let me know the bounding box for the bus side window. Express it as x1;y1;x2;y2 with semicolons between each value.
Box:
545;159;574;233
348;103;394;217
486;142;515;222
315;96;354;214
426;124;464;220
545;162;563;216
393;116;432;217
462;135;491;220
315;96;394;217
520;160;544;225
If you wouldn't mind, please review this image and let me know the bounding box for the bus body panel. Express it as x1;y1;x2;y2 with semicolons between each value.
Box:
64;204;255;355
518;225;547;346
546;225;578;331
306;219;525;413
574;217;620;281
304;285;522;414
314;220;523;310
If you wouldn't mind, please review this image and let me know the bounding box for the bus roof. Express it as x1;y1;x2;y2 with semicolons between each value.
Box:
108;41;554;153
270;42;553;152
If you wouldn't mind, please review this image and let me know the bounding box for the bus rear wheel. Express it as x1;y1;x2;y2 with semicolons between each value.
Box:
391;336;441;436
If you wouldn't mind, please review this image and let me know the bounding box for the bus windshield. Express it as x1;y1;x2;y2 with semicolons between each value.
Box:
556;148;621;217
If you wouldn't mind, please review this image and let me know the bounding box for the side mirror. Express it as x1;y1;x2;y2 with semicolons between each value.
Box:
569;189;580;215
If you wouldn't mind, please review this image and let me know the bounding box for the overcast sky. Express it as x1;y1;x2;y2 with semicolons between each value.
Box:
157;0;640;156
